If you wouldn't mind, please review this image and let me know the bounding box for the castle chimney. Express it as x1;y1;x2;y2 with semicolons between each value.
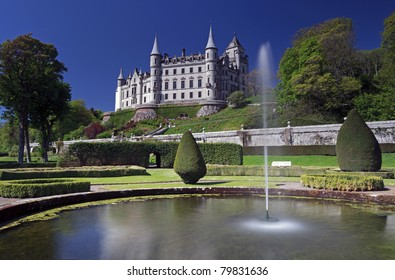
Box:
182;48;186;57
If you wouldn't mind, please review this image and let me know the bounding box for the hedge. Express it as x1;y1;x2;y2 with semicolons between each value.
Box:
60;141;243;167
0;166;147;180
206;165;328;177
300;174;384;191
0;179;91;198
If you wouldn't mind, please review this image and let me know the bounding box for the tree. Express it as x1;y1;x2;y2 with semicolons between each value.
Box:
30;81;71;162
174;131;206;184
336;109;381;171
227;91;247;108
0;34;69;164
277;18;363;124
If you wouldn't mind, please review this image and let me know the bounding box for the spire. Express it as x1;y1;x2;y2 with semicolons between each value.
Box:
150;34;161;55
205;25;217;49
227;33;245;51
118;68;124;80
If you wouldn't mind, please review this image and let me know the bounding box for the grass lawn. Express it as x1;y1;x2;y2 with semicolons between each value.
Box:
73;169;300;190
244;154;395;168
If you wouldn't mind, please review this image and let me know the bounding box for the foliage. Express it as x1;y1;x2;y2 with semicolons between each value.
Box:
278;18;365;123
300;174;384;191
0;34;69;164
0;166;147;180
199;143;243;165
0;179;90;198
174;131;206;184
206;165;328;177
58;141;243;168
336;109;382;171
227;91;247;108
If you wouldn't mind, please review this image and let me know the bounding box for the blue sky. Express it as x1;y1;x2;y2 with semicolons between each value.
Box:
0;0;394;112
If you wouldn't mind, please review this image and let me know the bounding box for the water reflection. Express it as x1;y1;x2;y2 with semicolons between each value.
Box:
1;197;395;260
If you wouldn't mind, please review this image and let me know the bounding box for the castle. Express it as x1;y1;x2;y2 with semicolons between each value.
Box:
115;26;249;111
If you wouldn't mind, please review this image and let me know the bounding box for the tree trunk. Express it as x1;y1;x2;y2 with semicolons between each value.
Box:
18;122;25;165
24;123;32;163
41;130;50;163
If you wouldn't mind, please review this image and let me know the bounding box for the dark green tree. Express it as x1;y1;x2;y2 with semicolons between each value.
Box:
336;109;381;171
0;34;69;164
30;81;71;162
174;131;206;184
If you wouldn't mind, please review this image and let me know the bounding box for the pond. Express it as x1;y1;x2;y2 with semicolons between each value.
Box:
1;196;395;259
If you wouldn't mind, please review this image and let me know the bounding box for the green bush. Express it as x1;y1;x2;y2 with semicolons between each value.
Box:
206;165;328;177
300;174;384;191
0;179;91;198
200;143;243;165
336;109;382;171
0;166;147;180
174;131;206;184
59;141;242;168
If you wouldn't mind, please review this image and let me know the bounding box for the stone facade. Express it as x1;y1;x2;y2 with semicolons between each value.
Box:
115;26;249;111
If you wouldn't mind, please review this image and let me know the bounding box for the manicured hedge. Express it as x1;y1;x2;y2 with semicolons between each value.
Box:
300;174;384;191
206;165;328;177
0;166;147;180
60;141;243;167
0;179;91;198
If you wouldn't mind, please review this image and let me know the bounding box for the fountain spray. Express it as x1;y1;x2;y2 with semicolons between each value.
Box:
259;43;278;222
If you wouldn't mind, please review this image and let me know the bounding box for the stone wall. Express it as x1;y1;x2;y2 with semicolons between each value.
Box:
59;120;395;150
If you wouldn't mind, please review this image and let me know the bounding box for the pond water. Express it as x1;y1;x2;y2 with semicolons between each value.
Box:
1;196;395;260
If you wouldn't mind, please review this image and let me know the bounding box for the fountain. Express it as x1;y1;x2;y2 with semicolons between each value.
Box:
258;42;278;222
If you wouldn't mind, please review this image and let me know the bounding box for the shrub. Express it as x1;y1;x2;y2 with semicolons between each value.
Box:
0;166;147;180
336;109;382;171
199;143;243;165
300;174;384;191
0;179;91;198
174;131;206;184
227;91;247;108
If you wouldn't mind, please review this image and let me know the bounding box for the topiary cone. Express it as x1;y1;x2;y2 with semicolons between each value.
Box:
336;109;382;171
174;131;207;184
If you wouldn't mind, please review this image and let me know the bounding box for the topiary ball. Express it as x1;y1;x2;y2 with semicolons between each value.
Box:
174;131;207;184
336;109;382;171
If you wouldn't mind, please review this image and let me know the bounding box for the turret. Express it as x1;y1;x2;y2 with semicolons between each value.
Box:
115;68;125;111
205;25;217;100
150;34;162;104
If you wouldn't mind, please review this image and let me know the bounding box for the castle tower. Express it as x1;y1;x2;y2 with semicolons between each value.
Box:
205;25;217;100
115;67;125;110
225;34;249;74
150;34;162;104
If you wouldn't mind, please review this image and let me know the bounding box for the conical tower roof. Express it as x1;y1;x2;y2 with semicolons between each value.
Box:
205;25;217;49
226;33;244;51
118;68;124;80
150;34;161;55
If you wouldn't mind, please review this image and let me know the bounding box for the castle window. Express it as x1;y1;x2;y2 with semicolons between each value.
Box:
190;92;193;98
155;58;158;64
207;77;210;84
165;70;169;75
165;81;169;90
154;82;157;89
198;79;202;87
144;86;147;93
207;53;209;58
173;93;176;99
198;67;202;72
173;81;177;89
165;94;168;100
190;67;193;73
181;81;185;89
198;91;202;98
173;69;177;75
144;97;146;103
207;65;210;70
189;80;193;88
154;70;157;75
181;92;185;99
126;101;128;107
181;68;185;74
